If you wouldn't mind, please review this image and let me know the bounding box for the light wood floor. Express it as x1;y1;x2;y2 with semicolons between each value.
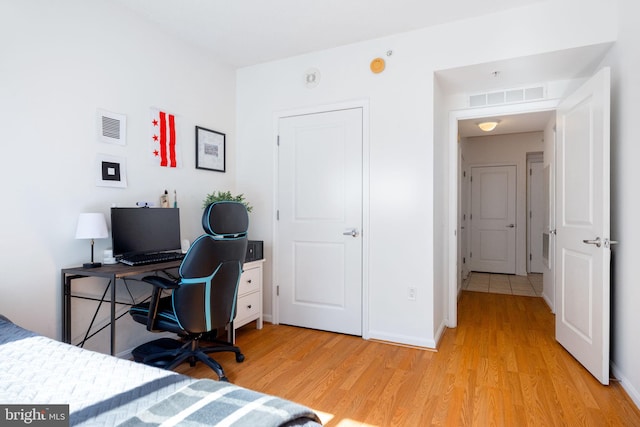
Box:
177;291;640;426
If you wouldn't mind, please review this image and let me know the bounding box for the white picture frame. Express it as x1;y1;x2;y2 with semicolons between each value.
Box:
96;154;127;188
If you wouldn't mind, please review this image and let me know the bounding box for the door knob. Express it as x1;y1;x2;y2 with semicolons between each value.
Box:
343;228;359;237
604;238;619;248
506;224;515;228
583;237;602;248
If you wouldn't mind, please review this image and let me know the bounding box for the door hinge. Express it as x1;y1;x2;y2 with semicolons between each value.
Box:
530;211;532;218
463;257;466;264
277;135;280;146
530;168;532;176
276;285;280;296
530;253;532;261
276;210;280;220
470;252;472;258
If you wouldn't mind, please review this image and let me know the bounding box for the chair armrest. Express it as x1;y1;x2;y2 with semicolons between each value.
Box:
141;276;179;332
142;276;179;289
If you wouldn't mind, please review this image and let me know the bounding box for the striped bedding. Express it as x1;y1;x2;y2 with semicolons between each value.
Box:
119;379;321;427
0;315;320;426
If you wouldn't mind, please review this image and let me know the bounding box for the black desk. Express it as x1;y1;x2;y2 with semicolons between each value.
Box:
61;261;181;355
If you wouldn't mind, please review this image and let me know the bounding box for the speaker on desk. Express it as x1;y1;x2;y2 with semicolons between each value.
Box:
245;240;263;262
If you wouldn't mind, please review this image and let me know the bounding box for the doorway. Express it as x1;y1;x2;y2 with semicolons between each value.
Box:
447;100;559;328
459;131;547;297
448;68;611;385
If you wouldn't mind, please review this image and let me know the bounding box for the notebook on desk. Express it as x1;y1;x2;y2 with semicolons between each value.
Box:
111;207;184;266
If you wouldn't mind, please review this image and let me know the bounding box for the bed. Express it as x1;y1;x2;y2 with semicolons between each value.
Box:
0;315;321;426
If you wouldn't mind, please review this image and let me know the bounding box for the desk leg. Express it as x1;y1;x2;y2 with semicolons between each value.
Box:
61;272;70;343
110;274;116;356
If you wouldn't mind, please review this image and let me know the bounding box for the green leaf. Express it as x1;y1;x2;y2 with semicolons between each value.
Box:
202;191;253;212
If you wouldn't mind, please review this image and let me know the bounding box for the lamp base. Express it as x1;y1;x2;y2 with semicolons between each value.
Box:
82;262;102;269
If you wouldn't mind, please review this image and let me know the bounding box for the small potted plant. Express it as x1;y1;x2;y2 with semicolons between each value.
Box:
202;190;253;213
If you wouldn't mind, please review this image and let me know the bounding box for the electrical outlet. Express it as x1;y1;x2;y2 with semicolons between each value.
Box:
408;287;416;301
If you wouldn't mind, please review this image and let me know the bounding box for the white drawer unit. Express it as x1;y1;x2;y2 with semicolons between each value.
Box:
234;259;264;334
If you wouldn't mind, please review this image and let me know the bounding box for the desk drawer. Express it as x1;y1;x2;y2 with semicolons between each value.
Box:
238;267;260;295
236;291;260;323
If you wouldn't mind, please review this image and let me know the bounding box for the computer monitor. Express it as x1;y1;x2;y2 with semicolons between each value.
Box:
111;207;181;258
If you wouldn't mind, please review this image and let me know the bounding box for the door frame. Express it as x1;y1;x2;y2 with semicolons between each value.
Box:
447;99;559;327
272;99;371;338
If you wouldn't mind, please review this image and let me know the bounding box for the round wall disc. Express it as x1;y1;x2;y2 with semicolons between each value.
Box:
370;58;385;74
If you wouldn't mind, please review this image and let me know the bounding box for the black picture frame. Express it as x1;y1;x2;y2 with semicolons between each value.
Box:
195;126;225;172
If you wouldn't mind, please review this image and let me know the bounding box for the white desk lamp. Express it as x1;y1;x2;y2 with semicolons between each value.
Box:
76;213;109;268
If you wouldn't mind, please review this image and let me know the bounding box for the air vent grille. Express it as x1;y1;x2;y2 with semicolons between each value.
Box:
97;109;126;145
102;116;120;139
469;85;545;107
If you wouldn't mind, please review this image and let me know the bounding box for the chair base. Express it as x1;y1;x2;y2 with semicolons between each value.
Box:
132;338;182;369
131;337;244;381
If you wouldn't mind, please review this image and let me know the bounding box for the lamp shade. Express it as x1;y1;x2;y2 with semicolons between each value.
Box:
75;213;109;240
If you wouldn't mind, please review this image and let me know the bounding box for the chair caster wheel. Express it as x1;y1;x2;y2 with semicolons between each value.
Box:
236;353;245;363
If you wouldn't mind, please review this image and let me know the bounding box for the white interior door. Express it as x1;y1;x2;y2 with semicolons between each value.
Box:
529;160;545;273
470;165;517;274
277;108;363;335
555;67;611;385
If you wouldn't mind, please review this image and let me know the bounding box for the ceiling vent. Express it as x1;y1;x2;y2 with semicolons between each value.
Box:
469;85;545;108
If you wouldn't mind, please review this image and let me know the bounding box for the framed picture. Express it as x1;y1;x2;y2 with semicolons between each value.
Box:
96;154;127;188
97;108;126;146
195;126;225;172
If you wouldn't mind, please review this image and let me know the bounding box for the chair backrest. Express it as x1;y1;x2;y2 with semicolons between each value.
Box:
172;202;248;334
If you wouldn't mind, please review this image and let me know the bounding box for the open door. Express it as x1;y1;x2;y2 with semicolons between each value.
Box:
555;67;611;385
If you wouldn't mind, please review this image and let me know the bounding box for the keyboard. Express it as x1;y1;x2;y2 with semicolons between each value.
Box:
118;251;185;266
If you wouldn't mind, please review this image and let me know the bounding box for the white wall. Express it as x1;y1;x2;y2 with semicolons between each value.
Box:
433;75;448;341
0;0;237;352
461;132;544;276
600;0;640;407
236;0;617;347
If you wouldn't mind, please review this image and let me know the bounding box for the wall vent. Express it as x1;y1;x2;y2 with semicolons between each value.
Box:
97;109;126;145
468;85;545;108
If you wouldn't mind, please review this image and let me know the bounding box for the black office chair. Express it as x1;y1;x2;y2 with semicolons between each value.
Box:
129;201;248;381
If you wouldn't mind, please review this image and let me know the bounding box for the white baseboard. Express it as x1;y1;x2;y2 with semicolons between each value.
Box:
611;361;640;409
434;319;447;347
367;329;436;349
541;291;554;313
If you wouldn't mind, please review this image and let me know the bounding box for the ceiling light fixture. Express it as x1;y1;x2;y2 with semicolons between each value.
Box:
478;121;499;132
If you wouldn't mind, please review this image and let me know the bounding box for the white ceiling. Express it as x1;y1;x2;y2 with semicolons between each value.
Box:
113;0;544;68
458;111;554;138
435;44;613;94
